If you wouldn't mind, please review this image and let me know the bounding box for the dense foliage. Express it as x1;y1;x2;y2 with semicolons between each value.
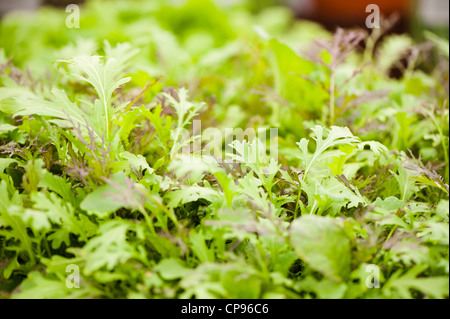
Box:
0;0;448;299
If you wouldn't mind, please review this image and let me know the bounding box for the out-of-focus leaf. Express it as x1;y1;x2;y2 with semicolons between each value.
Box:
290;215;352;282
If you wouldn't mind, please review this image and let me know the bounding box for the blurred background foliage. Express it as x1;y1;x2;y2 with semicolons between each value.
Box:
1;0;449;38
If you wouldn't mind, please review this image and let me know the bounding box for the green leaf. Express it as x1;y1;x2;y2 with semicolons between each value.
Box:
55;43;138;140
290;215;352;282
119;151;153;175
30;192;90;240
190;230;215;263
393;160;418;201
13;272;70;299
80;172;143;215
82;221;136;274
154;258;191;280
269;39;327;111
298;125;360;179
47;229;71;249
435;200;449;220
22;209;52;231
38;172;76;207
3;256;19;280
0;205;36;264
14;89;93;134
0;124;17;135
163;87;205;158
0;158;18;172
298;276;347;299
166;185;219;208
373;196;405;214
383;265;449;299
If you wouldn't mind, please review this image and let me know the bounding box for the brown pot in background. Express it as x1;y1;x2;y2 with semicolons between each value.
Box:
294;0;411;30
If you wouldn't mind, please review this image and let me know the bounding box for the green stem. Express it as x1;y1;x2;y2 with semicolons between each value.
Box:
104;100;109;140
170;115;185;159
386;226;397;241
329;71;335;126
363;28;380;64
294;185;302;216
430;113;449;183
138;205;156;235
43;237;52;258
294;173;307;216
